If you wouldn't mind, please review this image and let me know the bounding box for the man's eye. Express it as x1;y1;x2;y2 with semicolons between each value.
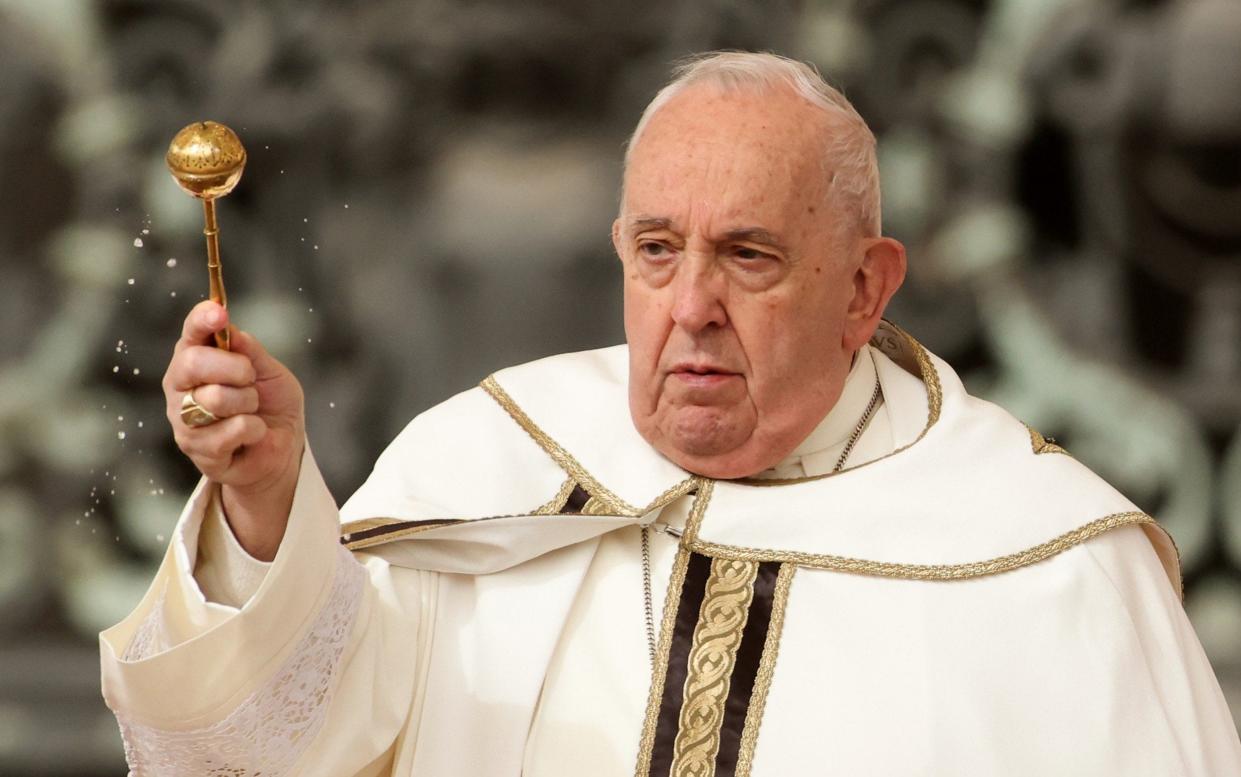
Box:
638;242;671;259
733;246;773;262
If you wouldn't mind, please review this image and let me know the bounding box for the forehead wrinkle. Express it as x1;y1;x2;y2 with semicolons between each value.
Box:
623;88;834;244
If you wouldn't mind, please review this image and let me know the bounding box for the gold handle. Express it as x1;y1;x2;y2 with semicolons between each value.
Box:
202;200;229;350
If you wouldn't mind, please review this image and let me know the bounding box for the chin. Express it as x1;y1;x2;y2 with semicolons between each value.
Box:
666;426;771;479
675;454;767;480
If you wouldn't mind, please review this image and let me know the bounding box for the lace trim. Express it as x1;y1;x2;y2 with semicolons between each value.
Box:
114;544;366;776
122;587;168;662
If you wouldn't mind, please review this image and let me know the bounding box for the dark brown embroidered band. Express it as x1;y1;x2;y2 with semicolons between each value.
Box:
644;554;786;777
339;518;463;546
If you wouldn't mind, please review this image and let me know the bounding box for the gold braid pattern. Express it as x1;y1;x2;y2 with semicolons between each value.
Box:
734;563;796;777
688;511;1159;581
670;558;759;776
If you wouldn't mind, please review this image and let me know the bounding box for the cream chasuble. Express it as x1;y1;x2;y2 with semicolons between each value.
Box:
100;323;1241;776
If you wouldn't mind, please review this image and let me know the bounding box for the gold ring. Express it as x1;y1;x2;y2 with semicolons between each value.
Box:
180;390;219;428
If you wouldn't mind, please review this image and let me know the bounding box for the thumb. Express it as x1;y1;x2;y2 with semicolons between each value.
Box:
229;329;286;381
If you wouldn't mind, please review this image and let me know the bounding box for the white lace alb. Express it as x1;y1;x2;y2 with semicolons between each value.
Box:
113;543;366;777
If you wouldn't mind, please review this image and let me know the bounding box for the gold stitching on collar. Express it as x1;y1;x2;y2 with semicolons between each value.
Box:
1026;424;1069;456
687;512;1161;581
480;374;697;516
635;546;693;776
735;563;796;777
680;479;714;546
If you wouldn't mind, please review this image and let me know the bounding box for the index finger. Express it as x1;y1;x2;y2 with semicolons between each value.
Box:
176;301;230;352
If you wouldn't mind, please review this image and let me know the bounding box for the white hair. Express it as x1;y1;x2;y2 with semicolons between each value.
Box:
624;51;881;236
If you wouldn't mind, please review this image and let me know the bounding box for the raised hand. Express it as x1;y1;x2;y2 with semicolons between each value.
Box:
163;300;305;560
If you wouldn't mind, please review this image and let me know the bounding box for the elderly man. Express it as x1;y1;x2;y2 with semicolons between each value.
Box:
101;52;1241;776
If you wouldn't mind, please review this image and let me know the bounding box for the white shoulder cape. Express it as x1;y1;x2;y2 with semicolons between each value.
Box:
100;323;1239;777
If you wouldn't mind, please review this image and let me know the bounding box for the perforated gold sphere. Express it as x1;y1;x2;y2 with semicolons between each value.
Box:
166;121;246;199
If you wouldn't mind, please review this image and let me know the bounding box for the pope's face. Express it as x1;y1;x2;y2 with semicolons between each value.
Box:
616;85;873;479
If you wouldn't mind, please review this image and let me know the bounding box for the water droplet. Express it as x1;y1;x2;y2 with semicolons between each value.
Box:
344;204;349;209
156;533;165;542
138;421;144;428
313;245;319;250
303;217;308;223
117;415;123;421
141;228;150;235
117;431;126;440
171;291;177;297
112;366;119;373
132;368;141;375
329;401;336;408
306;338;313;343
133;238;144;247
127;278;135;285
166;258;177;268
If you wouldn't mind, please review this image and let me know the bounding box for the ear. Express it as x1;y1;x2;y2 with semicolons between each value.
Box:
611;218;624;262
842;236;907;351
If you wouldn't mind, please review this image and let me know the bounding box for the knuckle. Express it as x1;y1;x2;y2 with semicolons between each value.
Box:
201;439;230;461
195;384;221;408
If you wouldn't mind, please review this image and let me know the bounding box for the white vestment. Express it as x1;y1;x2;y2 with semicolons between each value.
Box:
100;323;1241;776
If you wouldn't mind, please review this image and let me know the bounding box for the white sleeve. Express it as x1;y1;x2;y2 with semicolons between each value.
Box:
99;445;431;777
1084;525;1241;774
192;487;272;609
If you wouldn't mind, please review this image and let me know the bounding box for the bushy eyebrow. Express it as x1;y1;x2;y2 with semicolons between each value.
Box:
630;215;784;247
627;216;672;234
625;218;790;254
723;227;788;253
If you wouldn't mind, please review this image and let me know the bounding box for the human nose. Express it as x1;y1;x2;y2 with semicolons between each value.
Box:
670;254;727;332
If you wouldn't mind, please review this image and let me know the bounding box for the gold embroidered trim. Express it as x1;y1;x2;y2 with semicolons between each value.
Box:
342;519;469;551
735;563;796;777
634;546;693;776
1027;424;1069;456
688;511;1159;581
533;477;579;515
339;517;404;536
671;558;759;776
680;479;714;546
481;374;697;516
734;321;943;486
582;496;615;516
